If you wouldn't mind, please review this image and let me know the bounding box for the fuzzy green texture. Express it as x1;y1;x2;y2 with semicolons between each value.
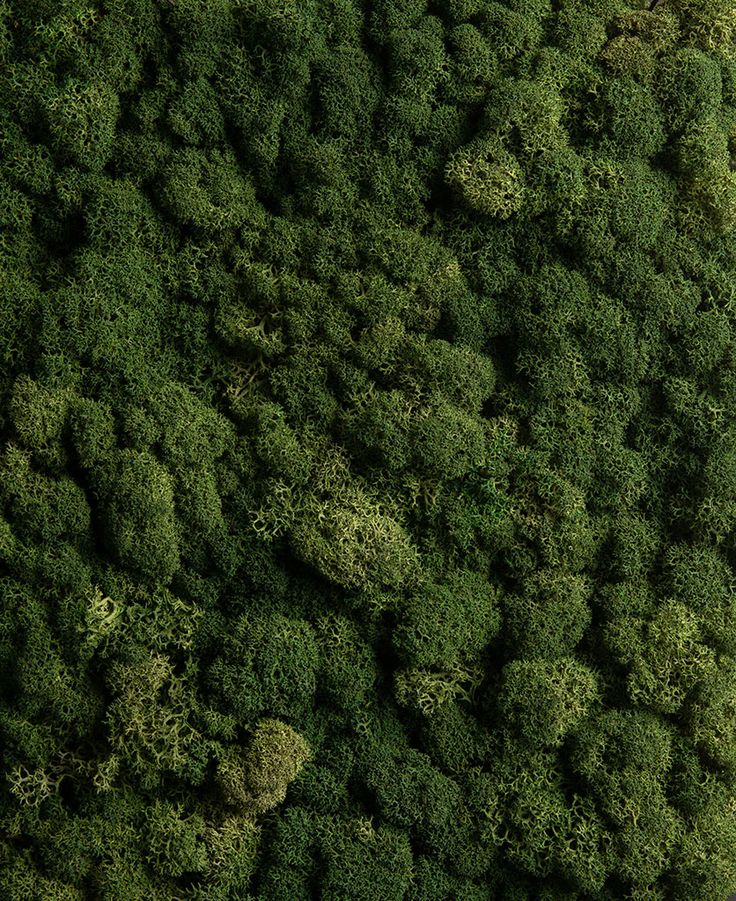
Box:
1;0;736;898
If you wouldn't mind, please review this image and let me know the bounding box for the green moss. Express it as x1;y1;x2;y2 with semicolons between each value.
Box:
1;0;735;895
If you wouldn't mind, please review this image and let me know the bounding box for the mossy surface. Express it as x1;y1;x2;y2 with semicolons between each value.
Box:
1;0;736;897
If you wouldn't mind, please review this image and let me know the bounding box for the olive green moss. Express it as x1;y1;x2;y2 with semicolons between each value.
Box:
1;0;736;897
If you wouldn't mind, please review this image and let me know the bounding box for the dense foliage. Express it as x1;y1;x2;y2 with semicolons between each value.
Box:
1;0;736;897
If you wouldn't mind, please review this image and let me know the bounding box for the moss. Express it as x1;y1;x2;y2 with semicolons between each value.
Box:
1;0;736;897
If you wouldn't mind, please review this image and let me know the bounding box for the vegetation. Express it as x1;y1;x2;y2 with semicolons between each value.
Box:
1;0;736;897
